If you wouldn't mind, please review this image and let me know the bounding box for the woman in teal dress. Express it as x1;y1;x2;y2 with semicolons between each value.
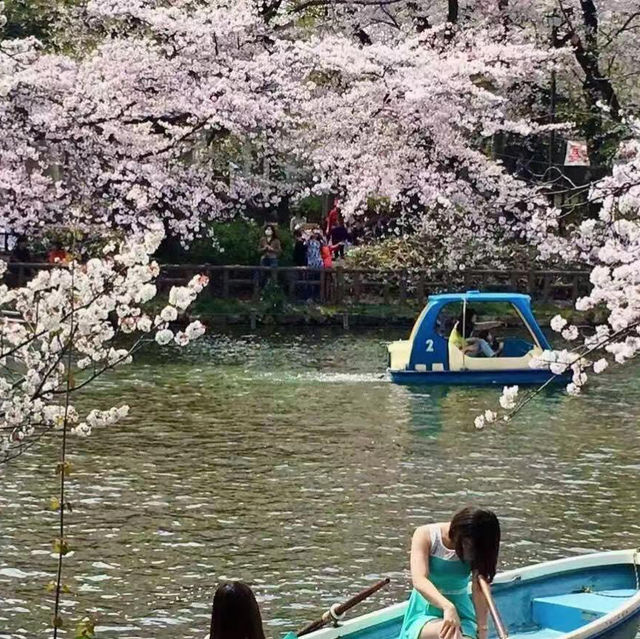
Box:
399;507;501;639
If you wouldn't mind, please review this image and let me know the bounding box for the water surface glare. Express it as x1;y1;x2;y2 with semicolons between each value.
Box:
1;328;640;638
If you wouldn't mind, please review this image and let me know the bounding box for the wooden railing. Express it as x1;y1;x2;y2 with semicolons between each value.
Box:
4;263;591;305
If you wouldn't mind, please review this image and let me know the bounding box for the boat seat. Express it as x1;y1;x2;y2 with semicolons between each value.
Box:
532;590;637;632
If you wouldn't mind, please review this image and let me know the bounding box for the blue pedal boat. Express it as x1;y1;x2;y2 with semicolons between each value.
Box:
388;291;566;386
294;550;640;639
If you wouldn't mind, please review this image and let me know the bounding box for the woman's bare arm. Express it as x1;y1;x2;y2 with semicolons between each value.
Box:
411;526;461;639
410;526;454;611
471;573;489;639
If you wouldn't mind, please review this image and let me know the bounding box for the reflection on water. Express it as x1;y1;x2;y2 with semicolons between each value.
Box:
1;328;640;638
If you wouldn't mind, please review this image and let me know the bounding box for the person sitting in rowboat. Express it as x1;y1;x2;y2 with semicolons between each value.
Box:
399;507;501;639
208;581;266;639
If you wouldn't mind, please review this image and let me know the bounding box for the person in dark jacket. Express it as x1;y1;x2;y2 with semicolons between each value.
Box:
330;217;349;259
10;236;32;263
292;228;308;299
292;229;307;267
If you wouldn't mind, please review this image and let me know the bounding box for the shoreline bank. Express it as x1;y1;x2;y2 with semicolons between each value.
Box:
185;298;601;331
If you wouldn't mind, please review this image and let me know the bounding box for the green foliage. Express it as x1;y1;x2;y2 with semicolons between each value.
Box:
4;0;53;40
365;195;392;214
277;227;294;266
260;278;287;312
3;0;77;44
188;221;262;265
295;196;324;223
181;221;294;266
75;617;96;639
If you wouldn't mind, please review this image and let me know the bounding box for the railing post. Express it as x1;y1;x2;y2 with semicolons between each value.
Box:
417;273;425;306
287;268;296;299
353;271;362;302
528;269;535;295
320;269;326;303
542;273;551;303
510;271;519;291
572;274;580;303
253;269;260;301
222;267;230;298
336;267;345;304
399;270;407;305
383;275;390;304
205;266;213;298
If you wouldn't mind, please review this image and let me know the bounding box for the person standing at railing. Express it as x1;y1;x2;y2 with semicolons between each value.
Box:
10;236;32;263
330;216;349;260
258;225;281;268
292;228;308;299
306;230;323;269
305;230;324;301
293;229;307;267
258;225;281;287
47;241;71;265
325;201;340;237
9;236;35;284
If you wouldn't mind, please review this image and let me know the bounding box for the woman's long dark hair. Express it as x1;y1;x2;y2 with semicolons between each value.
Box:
449;506;500;582
210;581;266;639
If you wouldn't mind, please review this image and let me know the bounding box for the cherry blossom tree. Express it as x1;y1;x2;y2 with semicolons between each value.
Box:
276;0;639;166
0;227;208;462
0;0;567;256
0;224;209;634
280;27;560;269
1;0;640;634
0;0;296;241
472;117;640;425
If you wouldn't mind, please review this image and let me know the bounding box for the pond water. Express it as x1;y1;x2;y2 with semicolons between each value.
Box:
1;328;640;639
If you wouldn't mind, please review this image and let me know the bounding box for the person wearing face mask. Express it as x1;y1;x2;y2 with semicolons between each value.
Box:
399;507;501;639
258;225;282;269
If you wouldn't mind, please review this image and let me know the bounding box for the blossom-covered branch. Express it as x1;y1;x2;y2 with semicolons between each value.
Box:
0;226;207;462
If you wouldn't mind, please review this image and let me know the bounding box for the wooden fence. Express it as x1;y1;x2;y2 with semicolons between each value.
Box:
4;263;591;306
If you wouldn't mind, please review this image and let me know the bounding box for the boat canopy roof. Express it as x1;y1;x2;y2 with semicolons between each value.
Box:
428;291;532;304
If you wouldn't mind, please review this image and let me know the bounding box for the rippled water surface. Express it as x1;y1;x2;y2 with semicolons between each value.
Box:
2;328;640;638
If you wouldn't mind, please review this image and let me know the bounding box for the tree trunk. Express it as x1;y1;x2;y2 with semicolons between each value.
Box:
259;0;283;24
498;0;509;31
447;0;459;24
444;0;458;41
567;1;623;166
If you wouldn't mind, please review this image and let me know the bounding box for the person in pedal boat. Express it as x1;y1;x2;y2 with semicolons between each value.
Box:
399;507;500;639
208;581;266;639
450;309;503;358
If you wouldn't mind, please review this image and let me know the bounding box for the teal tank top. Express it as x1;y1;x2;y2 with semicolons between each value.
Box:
398;525;477;639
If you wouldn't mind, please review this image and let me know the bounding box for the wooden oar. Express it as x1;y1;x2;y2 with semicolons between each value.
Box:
478;575;509;639
296;577;391;636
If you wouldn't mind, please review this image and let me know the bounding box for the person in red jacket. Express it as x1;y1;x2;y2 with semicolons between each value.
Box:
47;241;71;265
321;240;333;268
325;202;339;237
